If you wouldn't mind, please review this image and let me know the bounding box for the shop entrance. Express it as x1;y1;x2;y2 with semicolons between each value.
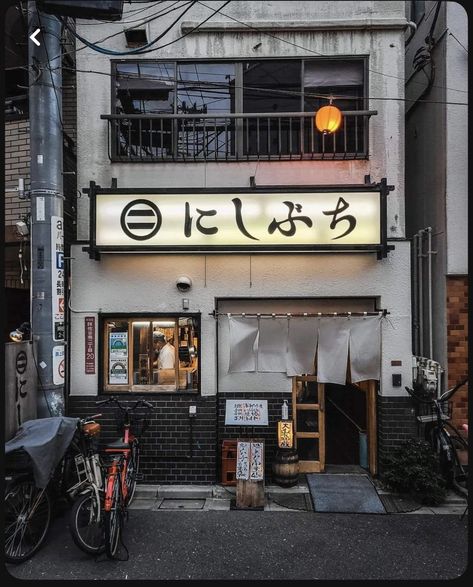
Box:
292;378;378;475
325;383;366;466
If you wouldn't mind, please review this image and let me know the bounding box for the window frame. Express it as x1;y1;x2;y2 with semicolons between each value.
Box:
99;312;201;395
109;56;369;160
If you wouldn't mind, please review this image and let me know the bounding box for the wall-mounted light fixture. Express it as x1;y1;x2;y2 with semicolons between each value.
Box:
9;322;31;342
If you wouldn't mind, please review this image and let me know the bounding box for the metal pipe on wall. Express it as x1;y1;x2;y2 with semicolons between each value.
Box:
412;233;419;355
417;229;424;357
426;227;433;359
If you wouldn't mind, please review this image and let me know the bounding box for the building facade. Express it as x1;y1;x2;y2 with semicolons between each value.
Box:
68;1;416;484
405;0;468;428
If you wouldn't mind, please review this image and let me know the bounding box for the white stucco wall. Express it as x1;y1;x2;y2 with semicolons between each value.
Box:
75;1;408;239
71;2;412;399
69;241;412;398
446;1;468;275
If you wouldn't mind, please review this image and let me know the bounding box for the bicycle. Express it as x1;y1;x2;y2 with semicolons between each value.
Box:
67;414;107;555
405;378;468;500
95;397;153;559
4;417;79;564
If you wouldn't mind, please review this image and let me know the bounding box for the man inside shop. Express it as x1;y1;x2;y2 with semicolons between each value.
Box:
153;331;175;369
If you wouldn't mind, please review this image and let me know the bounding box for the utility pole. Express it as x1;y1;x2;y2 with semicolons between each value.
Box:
28;1;65;416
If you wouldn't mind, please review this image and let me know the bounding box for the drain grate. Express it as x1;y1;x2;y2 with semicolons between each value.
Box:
159;499;206;510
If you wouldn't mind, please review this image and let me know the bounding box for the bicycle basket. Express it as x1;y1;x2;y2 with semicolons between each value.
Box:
115;410;149;437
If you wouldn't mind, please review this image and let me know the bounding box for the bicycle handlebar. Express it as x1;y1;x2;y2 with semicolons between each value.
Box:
439;378;468;402
405;378;468;404
95;396;154;412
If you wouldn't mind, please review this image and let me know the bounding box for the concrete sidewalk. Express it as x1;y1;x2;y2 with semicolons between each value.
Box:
131;481;468;514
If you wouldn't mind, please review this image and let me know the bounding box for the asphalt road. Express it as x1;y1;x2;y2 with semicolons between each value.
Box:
5;509;468;581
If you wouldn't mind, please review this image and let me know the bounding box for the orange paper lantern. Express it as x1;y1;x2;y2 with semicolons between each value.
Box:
315;104;342;134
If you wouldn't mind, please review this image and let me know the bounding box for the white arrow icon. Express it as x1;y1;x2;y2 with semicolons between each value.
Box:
30;28;41;46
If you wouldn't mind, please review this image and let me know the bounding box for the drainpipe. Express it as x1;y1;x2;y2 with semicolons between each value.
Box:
426;227;435;359
29;2;65;416
417;229;424;357
412;233;419;355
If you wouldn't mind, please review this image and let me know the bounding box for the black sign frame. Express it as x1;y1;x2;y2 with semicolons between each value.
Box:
84;180;394;260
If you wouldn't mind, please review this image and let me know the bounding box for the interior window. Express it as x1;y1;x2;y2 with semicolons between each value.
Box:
176;63;236;158
103;316;199;393
303;60;365;155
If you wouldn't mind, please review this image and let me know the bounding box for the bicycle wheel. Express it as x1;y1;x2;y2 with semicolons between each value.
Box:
4;479;51;564
434;429;455;484
104;473;122;559
69;491;105;555
125;439;139;505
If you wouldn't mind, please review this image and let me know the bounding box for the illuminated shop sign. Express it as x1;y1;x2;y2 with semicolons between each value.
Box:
88;183;392;257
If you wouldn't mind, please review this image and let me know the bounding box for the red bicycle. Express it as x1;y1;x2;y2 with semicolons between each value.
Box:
96;397;153;558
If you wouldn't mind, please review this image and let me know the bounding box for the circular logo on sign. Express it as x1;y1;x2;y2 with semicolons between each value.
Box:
120;199;162;241
16;351;27;375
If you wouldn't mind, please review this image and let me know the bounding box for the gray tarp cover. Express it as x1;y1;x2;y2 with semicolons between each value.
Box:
5;417;79;488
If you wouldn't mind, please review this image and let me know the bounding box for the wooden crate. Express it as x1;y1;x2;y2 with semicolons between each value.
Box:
221;440;237;486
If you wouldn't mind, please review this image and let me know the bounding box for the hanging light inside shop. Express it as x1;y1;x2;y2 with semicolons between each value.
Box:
315;96;342;134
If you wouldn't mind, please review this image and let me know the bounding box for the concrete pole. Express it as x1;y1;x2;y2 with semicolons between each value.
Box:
28;1;65;416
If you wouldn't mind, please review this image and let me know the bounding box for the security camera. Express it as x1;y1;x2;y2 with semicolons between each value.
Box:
176;275;192;292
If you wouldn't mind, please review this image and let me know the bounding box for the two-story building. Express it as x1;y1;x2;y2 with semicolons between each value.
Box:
67;1;416;484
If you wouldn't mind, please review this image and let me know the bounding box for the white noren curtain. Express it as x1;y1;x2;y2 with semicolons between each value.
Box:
286;317;318;376
257;318;288;372
317;318;350;384
228;317;259;372
349;316;381;382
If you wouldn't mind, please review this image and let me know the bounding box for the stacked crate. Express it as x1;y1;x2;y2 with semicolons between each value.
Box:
221;439;238;485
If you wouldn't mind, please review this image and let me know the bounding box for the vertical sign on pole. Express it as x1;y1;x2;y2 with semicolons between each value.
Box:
51;216;64;341
52;345;65;386
85;317;96;374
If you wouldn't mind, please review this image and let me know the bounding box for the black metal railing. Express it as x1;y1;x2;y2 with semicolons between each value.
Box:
101;110;377;162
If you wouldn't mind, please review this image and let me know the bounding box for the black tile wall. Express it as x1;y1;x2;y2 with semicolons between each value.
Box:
67;394;217;484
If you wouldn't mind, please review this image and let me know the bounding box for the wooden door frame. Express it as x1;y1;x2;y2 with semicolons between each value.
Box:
353;379;378;476
293;377;378;476
292;376;325;473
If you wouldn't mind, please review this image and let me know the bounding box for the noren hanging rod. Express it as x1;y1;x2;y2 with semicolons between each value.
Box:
209;310;389;318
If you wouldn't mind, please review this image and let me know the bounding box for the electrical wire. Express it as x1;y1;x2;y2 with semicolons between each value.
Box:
22;1;466;99
194;0;468;96
36;11;65;131
58;64;467;106
61;1;198;56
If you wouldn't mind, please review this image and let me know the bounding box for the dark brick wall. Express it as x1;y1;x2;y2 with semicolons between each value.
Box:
217;392;292;483
68;392;423;483
67;394;217;484
377;395;418;474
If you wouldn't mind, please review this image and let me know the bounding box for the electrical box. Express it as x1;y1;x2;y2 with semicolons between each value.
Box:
392;374;402;387
412;356;443;397
189;405;197;417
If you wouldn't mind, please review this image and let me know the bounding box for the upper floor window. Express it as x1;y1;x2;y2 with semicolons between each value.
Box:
107;58;369;162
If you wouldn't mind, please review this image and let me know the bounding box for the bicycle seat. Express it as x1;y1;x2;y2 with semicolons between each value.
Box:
103;438;130;451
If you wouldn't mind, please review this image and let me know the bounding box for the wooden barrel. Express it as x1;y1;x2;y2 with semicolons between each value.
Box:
272;449;299;487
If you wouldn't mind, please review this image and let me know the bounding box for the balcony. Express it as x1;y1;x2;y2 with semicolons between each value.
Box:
101;110;376;163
